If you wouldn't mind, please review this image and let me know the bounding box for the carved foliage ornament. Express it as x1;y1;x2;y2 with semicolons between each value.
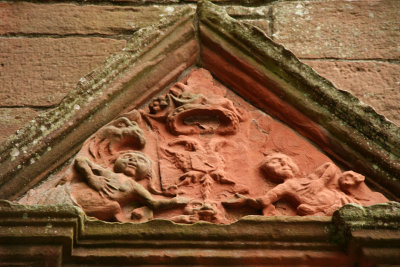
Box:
19;69;389;224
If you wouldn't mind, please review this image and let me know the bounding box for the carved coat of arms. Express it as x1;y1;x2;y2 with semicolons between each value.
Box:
19;69;388;224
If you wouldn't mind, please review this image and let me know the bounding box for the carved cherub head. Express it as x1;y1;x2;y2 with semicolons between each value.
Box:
338;171;365;192
261;153;300;182
184;200;219;222
114;151;152;180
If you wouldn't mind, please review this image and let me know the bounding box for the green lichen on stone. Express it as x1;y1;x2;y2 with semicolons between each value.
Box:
196;0;400;195
0;6;195;200
330;202;400;245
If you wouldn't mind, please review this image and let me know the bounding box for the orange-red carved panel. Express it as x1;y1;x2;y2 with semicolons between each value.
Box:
19;69;388;223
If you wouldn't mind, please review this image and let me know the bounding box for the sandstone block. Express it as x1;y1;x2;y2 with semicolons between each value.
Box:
273;0;400;59
304;60;400;125
0;3;185;36
0;37;126;107
0;108;39;145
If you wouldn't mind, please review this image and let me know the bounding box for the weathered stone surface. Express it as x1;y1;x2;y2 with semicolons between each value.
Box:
0;2;185;36
0;199;358;265
272;0;400;59
0;8;196;200
23;69;386;223
304;60;400;125
0;37;126;107
198;0;400;198
4;199;400;265
241;19;271;36
224;5;269;18
0;2;272;36
0;108;39;145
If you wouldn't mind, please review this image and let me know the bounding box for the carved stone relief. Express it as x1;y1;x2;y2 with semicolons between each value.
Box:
18;68;389;223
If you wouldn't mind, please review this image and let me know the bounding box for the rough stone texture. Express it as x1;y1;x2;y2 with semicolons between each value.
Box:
0;2;183;36
304;60;400;125
241;19;271;36
0;37;126;107
2;200;400;266
224;5;269;18
272;0;400;59
0;108;38;144
198;0;400;199
0;8;197;200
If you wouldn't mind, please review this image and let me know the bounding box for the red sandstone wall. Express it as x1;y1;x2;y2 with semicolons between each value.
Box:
0;0;399;144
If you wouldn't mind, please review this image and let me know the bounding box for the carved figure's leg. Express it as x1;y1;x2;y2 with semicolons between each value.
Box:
296;204;317;216
222;194;260;209
262;204;277;216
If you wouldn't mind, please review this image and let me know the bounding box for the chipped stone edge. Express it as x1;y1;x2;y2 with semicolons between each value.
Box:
196;0;400;197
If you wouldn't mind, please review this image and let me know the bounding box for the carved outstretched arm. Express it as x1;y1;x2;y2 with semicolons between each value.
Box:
74;157;118;196
130;181;188;211
257;184;285;215
310;162;339;184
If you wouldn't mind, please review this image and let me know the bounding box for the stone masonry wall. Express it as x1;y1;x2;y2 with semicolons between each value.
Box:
0;0;399;144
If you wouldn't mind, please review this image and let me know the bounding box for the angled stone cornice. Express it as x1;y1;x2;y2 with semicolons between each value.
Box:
196;0;400;198
0;6;196;199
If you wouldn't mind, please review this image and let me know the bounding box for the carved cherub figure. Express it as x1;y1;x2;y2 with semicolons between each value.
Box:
258;153;357;215
224;153;355;216
72;151;188;222
339;171;388;206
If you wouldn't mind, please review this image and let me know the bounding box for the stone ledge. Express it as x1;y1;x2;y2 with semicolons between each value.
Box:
1;200;400;265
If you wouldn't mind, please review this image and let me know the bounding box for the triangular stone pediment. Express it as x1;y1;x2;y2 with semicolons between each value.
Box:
15;67;390;224
1;0;398;203
1;1;400;264
0;0;398;205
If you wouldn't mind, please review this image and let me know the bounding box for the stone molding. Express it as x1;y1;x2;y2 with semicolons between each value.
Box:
1;200;399;265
